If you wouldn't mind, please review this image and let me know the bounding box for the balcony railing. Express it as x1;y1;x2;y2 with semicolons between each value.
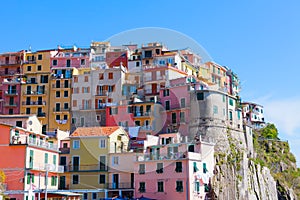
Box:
23;90;46;95
106;182;134;189
133;111;151;117
37;112;46;117
136;152;185;162
52;84;71;88
5;90;18;95
59;147;70;154
140;125;152;131
4;103;17;107
53;108;70;112
10;134;59;151
28;163;64;173
0;61;22;65
67;164;108;172
22;101;46;106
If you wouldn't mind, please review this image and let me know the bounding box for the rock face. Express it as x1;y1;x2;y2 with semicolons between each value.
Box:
201;125;288;200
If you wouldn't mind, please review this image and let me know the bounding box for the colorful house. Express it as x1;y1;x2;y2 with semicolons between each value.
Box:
67;126;129;199
134;133;215;200
0;121;63;200
0;51;24;115
241;102;265;129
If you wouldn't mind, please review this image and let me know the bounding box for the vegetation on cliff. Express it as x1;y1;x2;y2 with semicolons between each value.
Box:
253;123;300;199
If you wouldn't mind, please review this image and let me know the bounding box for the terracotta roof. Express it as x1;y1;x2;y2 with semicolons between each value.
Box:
70;126;120;137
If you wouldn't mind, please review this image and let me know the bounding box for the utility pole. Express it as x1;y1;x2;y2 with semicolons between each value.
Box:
45;169;48;200
38;172;41;200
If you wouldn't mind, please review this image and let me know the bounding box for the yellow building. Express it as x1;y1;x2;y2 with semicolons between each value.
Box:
68;126;129;199
21;50;57;134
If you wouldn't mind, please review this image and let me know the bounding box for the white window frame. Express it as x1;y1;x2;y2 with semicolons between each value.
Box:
112;156;119;165
73;140;80;149
99;139;106;148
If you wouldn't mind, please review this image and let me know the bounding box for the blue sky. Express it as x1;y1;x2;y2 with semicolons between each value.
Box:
1;0;300;166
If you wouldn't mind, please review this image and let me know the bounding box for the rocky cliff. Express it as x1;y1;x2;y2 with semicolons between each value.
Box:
202;124;299;200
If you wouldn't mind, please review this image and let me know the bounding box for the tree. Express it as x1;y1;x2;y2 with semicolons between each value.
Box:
261;123;278;139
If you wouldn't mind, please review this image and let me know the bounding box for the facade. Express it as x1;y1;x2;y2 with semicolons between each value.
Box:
0;51;24;115
67;126;130;199
0;122;63;200
20;50;55;133
242;102;265;129
134;134;215;200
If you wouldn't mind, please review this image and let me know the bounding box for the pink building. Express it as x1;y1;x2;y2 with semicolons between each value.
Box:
134;133;215;200
0;51;24;115
160;76;207;136
0;123;64;200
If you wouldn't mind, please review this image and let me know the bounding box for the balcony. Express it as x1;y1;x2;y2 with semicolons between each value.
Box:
53;108;70;112
23;90;46;95
52;84;71;89
37;112;46;117
0;60;22;66
136;152;185;162
140;125;152;131
10;134;59;151
5;90;18;95
106;182;133;189
22;101;46;106
4;103;17;107
133;111;151;117
79;105;92;110
59;147;70;154
28;163;64;173
95;90;111;96
68;164;108;172
144;89;158;95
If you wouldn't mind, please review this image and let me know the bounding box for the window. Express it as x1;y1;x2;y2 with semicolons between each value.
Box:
100;139;106;148
26;108;30;114
9;109;13;115
176;181;183;192
53;155;57;165
110;107;118;115
193;162;199;173
229;111;233;120
44;153;48;164
56;91;60;98
180;112;185;123
27;65;32;71
52;60;57;66
37;65;42;71
41;75;48;83
136;61;140;67
72;175;79;184
99;73;104;80
112;156;119;165
180;98;185;108
81;59;86;65
51;176;57;186
27;173;34;184
100;156;106;171
84;76;88;82
66;59;71;67
163;89;169;96
99;174;106;184
56;115;60;120
171;113;176;124
229;98;234;106
165;100;170;110
139;164;145;174
73;140;80;149
197;92;204;100
64;91;68;97
156;163;163;174
83;193;88;200
38;54;42;60
108;72;113;79
157;181;164;192
222;95;225;102
63;115;68;120
213;105;218;114
92;193;97;200
139;182;146;193
203;163;208;173
194;181;200;192
64;103;69;110
175;162;182;173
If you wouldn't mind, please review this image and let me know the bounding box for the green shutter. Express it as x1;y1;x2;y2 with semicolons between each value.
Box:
29;150;34;168
203;163;207;173
53;155;57;165
45;153;48;164
27;173;31;184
